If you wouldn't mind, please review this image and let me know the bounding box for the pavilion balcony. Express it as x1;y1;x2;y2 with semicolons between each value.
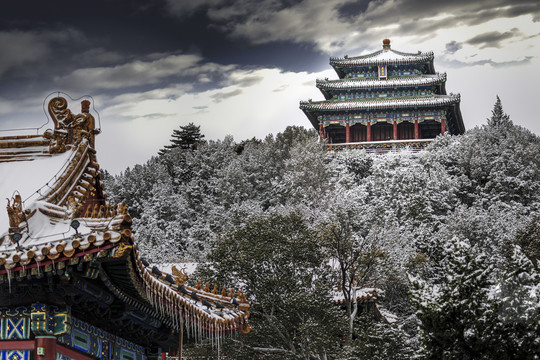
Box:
326;138;433;153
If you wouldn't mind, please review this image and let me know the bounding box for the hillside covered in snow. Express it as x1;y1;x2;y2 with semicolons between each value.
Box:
104;99;540;359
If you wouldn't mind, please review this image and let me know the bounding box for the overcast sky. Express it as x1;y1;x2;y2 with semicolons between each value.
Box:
0;1;539;173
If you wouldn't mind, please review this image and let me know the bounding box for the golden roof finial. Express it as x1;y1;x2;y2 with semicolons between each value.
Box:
81;100;91;113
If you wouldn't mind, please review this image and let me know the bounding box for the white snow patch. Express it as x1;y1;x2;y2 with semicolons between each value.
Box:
0;150;73;236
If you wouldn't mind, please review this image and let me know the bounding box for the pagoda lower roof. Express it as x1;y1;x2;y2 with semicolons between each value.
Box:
330;49;434;67
300;94;460;112
316;73;446;90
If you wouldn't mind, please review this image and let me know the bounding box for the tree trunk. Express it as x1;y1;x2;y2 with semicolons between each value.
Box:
349;287;359;340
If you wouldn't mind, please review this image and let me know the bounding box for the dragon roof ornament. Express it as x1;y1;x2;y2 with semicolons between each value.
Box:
46;96;101;151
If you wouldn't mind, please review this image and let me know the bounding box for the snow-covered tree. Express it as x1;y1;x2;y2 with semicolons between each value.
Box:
516;215;540;268
159;122;205;155
495;245;540;356
342;312;414;360
487;96;512;128
102;100;540;357
194;211;346;359
410;239;500;358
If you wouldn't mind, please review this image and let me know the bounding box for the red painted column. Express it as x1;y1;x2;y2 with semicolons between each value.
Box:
393;121;398;140
345;122;350;143
366;122;372;141
35;336;57;360
414;120;419;139
441;118;446;134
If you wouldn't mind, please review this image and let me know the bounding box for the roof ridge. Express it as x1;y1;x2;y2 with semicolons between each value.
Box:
300;93;460;111
305;93;458;103
0;134;44;141
330;51;434;66
318;73;443;82
316;73;447;89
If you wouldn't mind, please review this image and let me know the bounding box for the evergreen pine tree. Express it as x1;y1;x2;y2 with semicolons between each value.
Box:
516;215;540;268
159;123;205;155
496;245;540;357
193;212;346;359
343;313;414;360
487;96;512;128
410;240;499;358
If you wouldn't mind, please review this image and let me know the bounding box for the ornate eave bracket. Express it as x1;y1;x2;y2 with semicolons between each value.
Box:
45;97;101;153
30;303;72;337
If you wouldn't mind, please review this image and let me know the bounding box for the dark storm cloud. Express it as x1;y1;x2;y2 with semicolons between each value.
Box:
369;1;539;28
0;29;84;76
72;48;126;68
336;1;371;22
445;41;463;54
351;1;540;47
165;0;305;21
179;0;539;54
54;54;205;91
0;0;538;122
466;28;522;48
0;0;329;109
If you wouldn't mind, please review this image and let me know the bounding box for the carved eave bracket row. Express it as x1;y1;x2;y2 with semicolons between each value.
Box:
46;97;101;152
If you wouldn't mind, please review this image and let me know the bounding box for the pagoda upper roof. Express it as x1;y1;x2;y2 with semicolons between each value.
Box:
300;93;460;112
0;96;250;346
330;48;434;67
316;73;447;91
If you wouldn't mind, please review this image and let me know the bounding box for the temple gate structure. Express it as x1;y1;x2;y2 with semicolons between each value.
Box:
0;97;250;360
300;39;465;151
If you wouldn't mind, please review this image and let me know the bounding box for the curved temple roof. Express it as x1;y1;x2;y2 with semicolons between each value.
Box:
0;97;250;346
316;73;447;91
329;40;436;78
300;94;461;112
330;48;434;67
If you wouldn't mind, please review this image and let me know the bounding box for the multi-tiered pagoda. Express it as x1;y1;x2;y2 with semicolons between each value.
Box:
300;39;464;151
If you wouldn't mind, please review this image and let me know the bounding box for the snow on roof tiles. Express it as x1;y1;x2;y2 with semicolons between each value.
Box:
316;73;446;90
331;49;434;66
300;94;460;111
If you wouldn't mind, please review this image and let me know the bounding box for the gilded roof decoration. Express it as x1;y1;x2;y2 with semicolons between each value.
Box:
47;96;101;149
